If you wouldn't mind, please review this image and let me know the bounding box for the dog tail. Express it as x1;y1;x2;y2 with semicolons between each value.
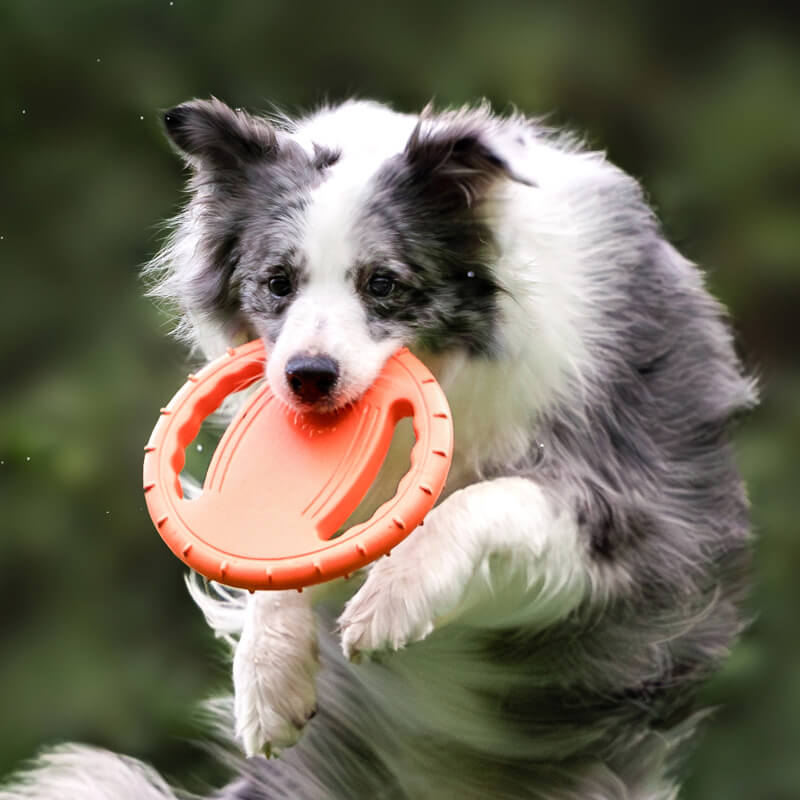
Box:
0;744;197;800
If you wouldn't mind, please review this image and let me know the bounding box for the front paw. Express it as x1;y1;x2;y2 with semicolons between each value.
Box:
233;592;318;757
233;677;316;758
337;498;493;661
338;556;437;661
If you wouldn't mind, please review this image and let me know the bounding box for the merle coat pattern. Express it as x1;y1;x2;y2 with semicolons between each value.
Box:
0;98;755;800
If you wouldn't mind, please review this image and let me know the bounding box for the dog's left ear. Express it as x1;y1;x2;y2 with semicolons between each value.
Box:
163;97;278;171
403;108;538;207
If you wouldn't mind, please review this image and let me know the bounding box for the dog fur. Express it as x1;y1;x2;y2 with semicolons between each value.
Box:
0;98;756;799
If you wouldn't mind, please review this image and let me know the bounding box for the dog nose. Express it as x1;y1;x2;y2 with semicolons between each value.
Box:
285;355;340;404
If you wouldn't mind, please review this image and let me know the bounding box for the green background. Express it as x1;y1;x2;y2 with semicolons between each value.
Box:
1;2;798;796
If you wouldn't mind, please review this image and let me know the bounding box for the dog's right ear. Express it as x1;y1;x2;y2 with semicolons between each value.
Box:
163;98;277;170
401;105;538;210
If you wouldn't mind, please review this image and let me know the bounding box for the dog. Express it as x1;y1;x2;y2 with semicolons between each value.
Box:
1;98;756;799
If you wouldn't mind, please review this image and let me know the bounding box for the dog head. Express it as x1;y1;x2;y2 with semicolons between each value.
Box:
155;98;536;413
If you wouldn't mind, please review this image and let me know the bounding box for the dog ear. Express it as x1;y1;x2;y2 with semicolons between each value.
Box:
163;97;278;170
403;107;538;207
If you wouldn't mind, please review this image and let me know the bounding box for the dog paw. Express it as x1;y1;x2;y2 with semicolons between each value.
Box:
234;687;316;758
338;561;437;661
337;497;494;661
233;592;319;757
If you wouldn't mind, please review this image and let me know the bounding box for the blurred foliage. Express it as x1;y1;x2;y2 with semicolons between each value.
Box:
1;1;798;797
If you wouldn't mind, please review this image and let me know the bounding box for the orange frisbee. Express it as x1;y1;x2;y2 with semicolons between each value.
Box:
143;340;453;591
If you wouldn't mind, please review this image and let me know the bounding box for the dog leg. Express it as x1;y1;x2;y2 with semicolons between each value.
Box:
233;589;319;757
338;476;590;660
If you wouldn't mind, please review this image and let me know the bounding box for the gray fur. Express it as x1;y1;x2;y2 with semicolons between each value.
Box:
352;133;508;354
149;99;334;349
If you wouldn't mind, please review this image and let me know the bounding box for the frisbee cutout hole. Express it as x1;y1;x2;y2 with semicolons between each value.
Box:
179;381;264;498
334;417;416;535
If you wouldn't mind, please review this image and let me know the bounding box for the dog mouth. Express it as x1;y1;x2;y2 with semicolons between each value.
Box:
286;393;351;416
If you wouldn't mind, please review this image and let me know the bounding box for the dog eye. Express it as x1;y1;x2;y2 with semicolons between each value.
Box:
367;274;395;298
267;274;292;297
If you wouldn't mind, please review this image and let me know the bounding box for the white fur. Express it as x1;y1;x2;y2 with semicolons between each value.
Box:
290;100;418;163
233;590;319;757
185;573;246;648
262;108;416;408
262;283;402;411
0;745;180;800
340;476;589;658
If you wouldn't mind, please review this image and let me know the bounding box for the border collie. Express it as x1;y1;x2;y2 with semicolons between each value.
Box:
0;98;756;800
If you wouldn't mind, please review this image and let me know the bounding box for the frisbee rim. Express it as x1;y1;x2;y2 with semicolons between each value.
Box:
143;340;453;590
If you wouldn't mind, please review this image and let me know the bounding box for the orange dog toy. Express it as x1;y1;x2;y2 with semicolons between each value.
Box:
143;340;453;591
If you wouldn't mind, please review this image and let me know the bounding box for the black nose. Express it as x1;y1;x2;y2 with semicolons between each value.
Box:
285;355;340;404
